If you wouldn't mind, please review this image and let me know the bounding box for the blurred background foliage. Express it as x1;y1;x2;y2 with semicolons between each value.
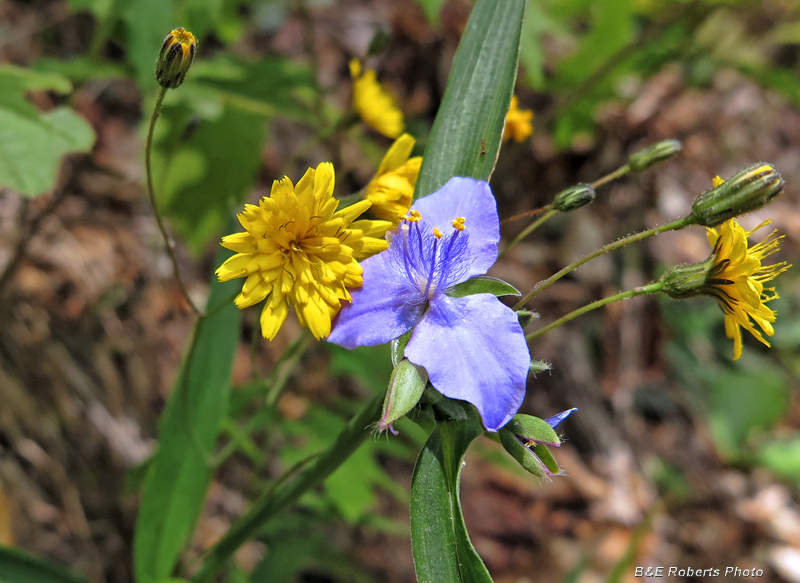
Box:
0;0;799;582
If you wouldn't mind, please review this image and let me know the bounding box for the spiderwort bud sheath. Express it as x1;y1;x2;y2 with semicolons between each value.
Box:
156;27;197;89
628;139;682;172
378;358;428;433
691;163;784;227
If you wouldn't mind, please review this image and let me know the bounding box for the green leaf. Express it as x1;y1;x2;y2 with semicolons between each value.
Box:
413;0;527;199
446;275;520;298
759;438;800;486
0;545;89;583
416;0;445;26
122;0;177;89
0;66;94;197
134;241;242;583
410;411;493;583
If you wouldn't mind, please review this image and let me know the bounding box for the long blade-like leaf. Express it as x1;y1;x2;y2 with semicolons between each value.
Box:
134;243;242;583
0;545;89;583
410;411;490;583
413;0;527;199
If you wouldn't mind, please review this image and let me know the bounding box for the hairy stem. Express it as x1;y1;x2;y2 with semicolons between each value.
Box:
145;86;202;315
526;282;665;341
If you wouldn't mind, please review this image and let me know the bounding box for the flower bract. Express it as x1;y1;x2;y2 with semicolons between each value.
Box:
216;162;391;340
502;96;533;143
364;133;421;224
350;59;405;139
328;177;531;431
705;218;790;360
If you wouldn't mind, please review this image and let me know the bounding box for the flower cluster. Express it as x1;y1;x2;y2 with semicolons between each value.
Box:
363;133;421;223
502;96;533;143
350;59;405;139
216;163;391;340
329;177;531;431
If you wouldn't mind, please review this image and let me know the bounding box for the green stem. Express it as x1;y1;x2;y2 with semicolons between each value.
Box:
513;216;694;310
191;394;383;583
145;86;202;316
591;164;630;189
526;282;665;341
499;209;558;258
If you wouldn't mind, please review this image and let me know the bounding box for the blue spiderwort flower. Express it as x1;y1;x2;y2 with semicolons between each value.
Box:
327;177;530;431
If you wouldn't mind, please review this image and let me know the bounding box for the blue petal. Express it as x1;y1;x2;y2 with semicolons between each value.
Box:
327;251;425;349
412;177;499;281
544;408;577;428
404;293;529;431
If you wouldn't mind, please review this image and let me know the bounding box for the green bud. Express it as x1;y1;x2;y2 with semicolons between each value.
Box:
506;414;560;446
627;139;682;172
516;310;538;328
499;412;573;478
378;358;427;433
690;163;784;227
552;184;596;213
156;27;197;89
659;258;716;300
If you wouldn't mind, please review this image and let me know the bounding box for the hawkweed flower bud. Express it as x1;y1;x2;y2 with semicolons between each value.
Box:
552;184;595;213
690;163;784;227
628;139;682;172
499;409;576;479
156;27;197;89
377;358;428;434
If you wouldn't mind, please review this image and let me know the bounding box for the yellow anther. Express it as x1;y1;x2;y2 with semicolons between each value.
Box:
433;227;443;239
451;217;466;231
712;175;725;188
409;210;422;221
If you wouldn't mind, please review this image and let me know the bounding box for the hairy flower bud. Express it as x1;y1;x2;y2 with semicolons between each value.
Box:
659;259;716;300
552;184;596;213
690;163;784;227
627;139;682;172
156;27;197;89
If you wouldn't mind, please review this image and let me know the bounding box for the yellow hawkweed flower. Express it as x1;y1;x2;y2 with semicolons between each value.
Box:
704;218;790;360
350;59;405;139
364;133;421;225
216;163;391;340
156;27;197;89
502;96;534;143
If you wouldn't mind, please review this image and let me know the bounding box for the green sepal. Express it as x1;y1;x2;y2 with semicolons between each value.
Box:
379;358;428;432
529;359;551;375
498;428;547;479
446;275;520;298
506;414;560;446
390;329;413;366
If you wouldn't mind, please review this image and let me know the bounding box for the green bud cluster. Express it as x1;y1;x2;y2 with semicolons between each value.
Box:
628;139;682;172
552;184;596;213
690;163;784;227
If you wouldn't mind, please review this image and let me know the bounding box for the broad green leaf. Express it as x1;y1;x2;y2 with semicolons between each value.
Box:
122;0;177;89
0;66;94;197
413;0;527;199
0;545;89;583
446;275;520;299
759;438;800;486
134;242;242;583
157;105;265;252
416;0;445;26
410;409;493;583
